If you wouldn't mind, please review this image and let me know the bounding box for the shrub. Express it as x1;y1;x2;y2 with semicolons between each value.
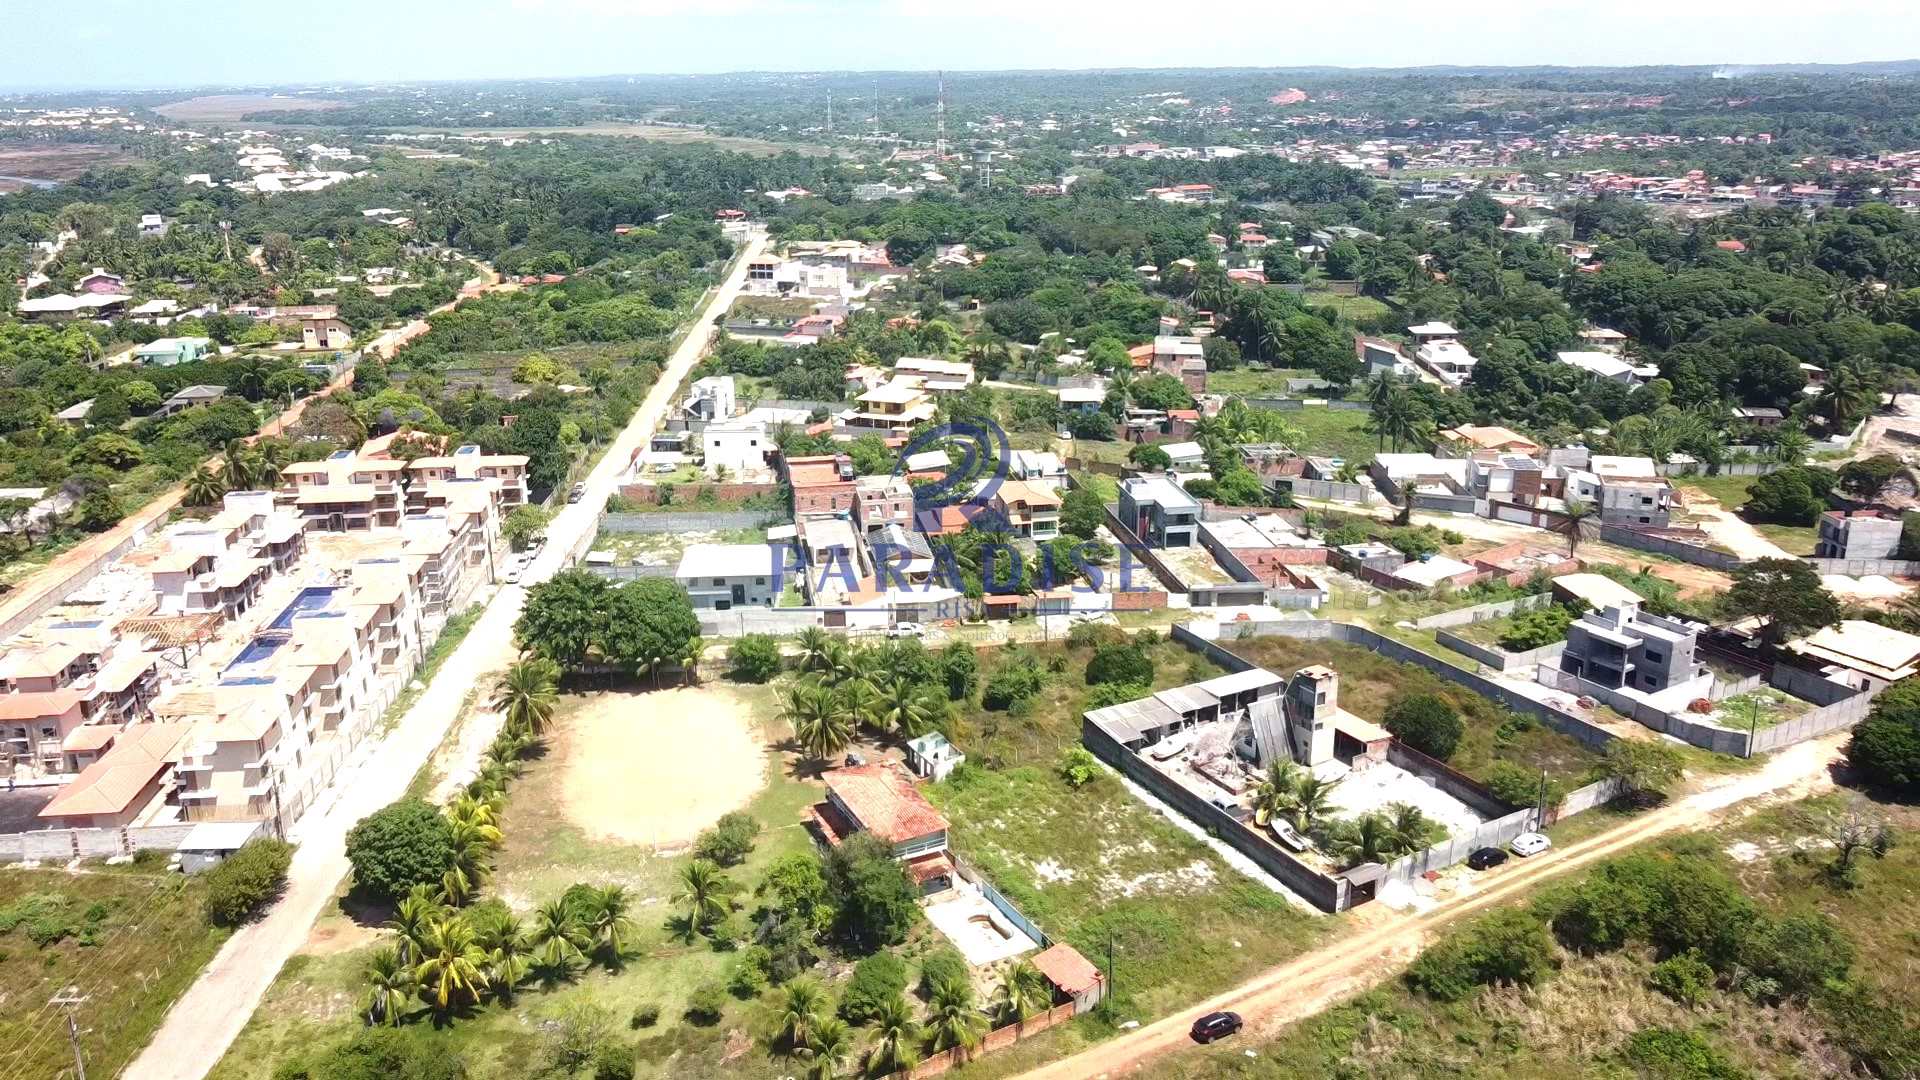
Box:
1602;740;1685;802
729;947;771;998
344;799;454;903
982;664;1046;711
684;983;727;1025
940;642;979;700
1085;680;1149;710
1649;951;1717;1006
1085;642;1154;687
202;838;294;927
1485;761;1542;809
1382;693;1463;761
1058;746;1103;789
1845;680;1920;796
1405;909;1556;1002
1066;622;1125;649
694;811;762;867
629;1003;660;1029
1738;912;1853;1002
1624;1028;1747;1080
591;1043;635;1080
1498;605;1577;652
839;953;909;1024
918;947;969;998
726;635;782;682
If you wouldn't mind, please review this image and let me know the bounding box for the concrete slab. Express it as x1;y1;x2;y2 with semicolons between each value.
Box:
924;881;1039;967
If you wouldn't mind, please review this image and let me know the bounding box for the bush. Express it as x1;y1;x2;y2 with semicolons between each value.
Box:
1498;605;1577;652
940;642;978;700
1624;1028;1747;1080
1746;466;1834;525
202;838;294;927
726;635;782;682
344;799;455;903
694;811;762;867
824;834;920;950
1485;761;1543;809
839;952;909;1024
1085;680;1149;710
1382;693;1464;761
591;1043;635;1080
1738;912;1853;1001
1058;746;1103;789
918;947;969;997
629;1003;660;1029
1845;680;1920;796
982;663;1047;711
1649;951;1716;1006
1066;622;1126;649
1085;642;1154;687
729;947;771;998
684;983;727;1025
1405;909;1556;1002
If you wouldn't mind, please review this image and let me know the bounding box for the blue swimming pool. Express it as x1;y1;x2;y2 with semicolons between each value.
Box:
270;586;341;630
223;633;291;676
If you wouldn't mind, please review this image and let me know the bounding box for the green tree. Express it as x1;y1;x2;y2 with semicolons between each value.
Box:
1845;679;1920;795
529;898;591;974
866;994;923;1075
781;679;854;763
184;465;226;508
1601;740;1685;803
674;859;739;933
824;833;919;950
1060;487;1107;539
361;946;416;1027
345;799;456;904
201;838;293;926
727;634;783;682
1723;558;1839;647
1382;693;1464;761
803;1018;852;1080
1128;444;1172;470
1085;642;1154;687
926;976;988;1054
491;657;560;736
777;977;827;1051
515;570;612;669
502;505;551;552
991;960;1053;1024
413;917;488;1015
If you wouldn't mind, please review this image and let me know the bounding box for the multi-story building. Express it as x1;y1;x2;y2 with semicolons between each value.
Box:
703;420;773;479
854;476;915;535
405;445;531;510
844;378;936;433
1559;601;1702;694
786;454;857;515
1119;475;1199;548
1816;509;1903;560
1151;335;1208;392
808;761;954;894
892;357;975;393
992;481;1062;541
675;543;781;610
281;451;407;531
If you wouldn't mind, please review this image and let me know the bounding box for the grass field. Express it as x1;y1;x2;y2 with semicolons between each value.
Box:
1204;367;1318;398
1161;791;1920;1080
1302;291;1392;323
1676;474;1819;555
1283;408;1377;464
1223;636;1605;788
0;861;229;1079
152;94;347;121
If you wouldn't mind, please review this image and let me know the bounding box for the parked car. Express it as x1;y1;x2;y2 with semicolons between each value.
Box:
1510;832;1552;857
844;752;866;767
1467;846;1509;870
504;565;523;585
567;482;587;504
887;622;923;638
1191;1011;1243;1044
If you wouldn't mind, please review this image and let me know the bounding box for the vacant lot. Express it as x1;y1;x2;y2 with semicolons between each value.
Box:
153;94;348;122
0;862;228;1079
1225;635;1605;787
558;684;769;849
382;124;830;157
0;143;141;190
1285;407;1377;464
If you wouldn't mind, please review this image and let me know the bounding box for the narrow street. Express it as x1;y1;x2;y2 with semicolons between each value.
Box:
1016;734;1845;1080
122;231;767;1080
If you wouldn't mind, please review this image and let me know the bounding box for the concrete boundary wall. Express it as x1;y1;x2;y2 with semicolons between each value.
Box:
1802;557;1920;577
1597;524;1743;572
1434;630;1565;673
1411;592;1552;630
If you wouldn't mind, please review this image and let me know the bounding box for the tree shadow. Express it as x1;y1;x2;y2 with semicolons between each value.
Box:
337;889;398;929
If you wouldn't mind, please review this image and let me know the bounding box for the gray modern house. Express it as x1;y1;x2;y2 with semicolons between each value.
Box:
1118;475;1200;548
1559;601;1702;694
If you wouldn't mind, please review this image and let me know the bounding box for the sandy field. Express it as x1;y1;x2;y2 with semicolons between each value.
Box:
557;684;769;848
152;94;347;122
0;144;139;191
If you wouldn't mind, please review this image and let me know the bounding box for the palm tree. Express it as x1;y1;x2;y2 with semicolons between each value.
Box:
578;884;636;964
443;817;501;903
803;1017;853;1080
413;917;487;1015
185;465;226;507
447;792;501;831
1561;498;1593;555
527;898;589;975
221;441;263;491
781;681;853;763
674;859;738;932
465;903;531;1000
873;673;937;739
1331;813;1397;868
1251;760;1302;826
361;945;415;1027
866;995;923;1075
1384;802;1436;853
1288;774;1337;834
387;885;446;964
796;627;835;673
817;640;858;687
991;960;1053;1025
1818;357;1880;433
926;977;988;1054
491;657;559;736
776;977;827;1051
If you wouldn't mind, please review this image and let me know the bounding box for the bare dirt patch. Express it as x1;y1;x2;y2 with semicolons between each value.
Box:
556;683;768;849
0;143;139;190
153;94;347;123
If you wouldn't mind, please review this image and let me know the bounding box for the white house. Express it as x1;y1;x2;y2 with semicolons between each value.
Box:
703;420;772;479
676;544;781;610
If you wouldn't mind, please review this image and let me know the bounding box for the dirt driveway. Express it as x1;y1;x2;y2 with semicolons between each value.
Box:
558;684;769;849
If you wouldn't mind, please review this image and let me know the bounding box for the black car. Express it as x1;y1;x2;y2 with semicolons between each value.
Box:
1467;846;1510;871
1191;1011;1243;1044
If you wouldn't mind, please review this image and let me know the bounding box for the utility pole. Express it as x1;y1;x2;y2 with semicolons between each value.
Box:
50;990;88;1080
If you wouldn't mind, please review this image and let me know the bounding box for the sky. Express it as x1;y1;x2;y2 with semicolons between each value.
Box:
9;0;1920;91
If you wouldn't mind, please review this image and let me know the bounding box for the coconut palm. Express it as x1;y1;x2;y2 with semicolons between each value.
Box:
1288;774;1337;833
185;465;226;508
781;680;853;763
816;640;858;687
386;885;446;964
674;859;738;932
866;994;923;1074
413;916;487;1015
361;945;415;1027
872;672;938;739
527;898;590;975
1251;760;1303;826
803;1017;853;1080
491;657;559;736
1818;357;1880;432
776;977;827;1051
1561;498;1593;555
926;977;988;1054
448;792;502;831
1384;802;1437;853
1331;813;1398;869
465;903;531;999
578;884;636;964
991;960;1053;1024
796;627;835;673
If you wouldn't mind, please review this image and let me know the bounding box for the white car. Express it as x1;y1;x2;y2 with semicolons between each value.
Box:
887;622;923;639
1510;832;1552;857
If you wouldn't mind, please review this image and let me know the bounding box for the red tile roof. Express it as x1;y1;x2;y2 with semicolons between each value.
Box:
1031;943;1102;995
824;762;948;844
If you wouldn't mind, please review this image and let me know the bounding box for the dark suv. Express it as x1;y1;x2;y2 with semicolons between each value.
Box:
1191;1011;1243;1043
1467;846;1510;871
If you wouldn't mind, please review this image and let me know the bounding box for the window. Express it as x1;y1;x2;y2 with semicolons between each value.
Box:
755;577;766;585
1644;650;1664;664
712;578;725;586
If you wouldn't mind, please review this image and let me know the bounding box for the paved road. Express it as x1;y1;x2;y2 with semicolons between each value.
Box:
121;232;767;1080
1015;734;1844;1080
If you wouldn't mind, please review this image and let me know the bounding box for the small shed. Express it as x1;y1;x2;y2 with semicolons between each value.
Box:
1030;942;1106;1013
176;820;266;874
906;731;966;781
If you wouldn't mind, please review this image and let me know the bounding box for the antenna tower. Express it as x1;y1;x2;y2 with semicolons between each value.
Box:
935;71;947;161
